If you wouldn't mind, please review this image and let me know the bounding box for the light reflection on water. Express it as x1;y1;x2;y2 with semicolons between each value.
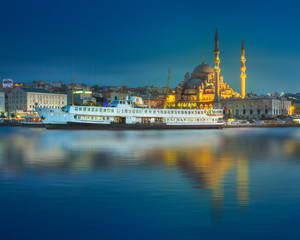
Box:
1;127;300;239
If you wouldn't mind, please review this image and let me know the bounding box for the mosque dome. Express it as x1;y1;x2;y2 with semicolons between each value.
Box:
192;63;214;74
186;78;202;87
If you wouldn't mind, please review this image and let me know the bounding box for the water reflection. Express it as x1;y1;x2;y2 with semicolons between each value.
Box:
1;127;300;225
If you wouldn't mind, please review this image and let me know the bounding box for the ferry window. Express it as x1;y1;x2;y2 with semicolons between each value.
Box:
171;111;173;114
104;109;106;112
87;116;90;120
133;110;135;113
107;109;110;113
139;110;142;113
111;109;114;113
144;110;147;113
95;108;98;112
92;108;94;112
125;110;128;113
128;110;131;113
188;111;190;114
185;111;187;114
175;111;177;114
164;111;166;114
153;110;156;114
83;107;86;111
117;109;120;113
75;107;78;111
88;108;90;111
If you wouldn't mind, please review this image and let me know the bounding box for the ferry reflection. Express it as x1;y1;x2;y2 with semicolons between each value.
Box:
1;129;300;223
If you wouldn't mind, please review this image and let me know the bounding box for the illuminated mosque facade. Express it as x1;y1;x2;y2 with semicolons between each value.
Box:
167;28;292;118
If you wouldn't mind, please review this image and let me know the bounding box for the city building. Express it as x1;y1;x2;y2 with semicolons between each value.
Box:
0;92;5;115
8;87;67;116
223;97;291;118
2;79;14;88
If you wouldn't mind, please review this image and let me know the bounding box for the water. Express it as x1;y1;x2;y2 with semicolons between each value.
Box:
0;127;300;239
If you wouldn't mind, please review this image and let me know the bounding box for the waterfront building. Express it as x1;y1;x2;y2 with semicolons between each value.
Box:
0;92;5;115
222;97;291;118
8;87;67;116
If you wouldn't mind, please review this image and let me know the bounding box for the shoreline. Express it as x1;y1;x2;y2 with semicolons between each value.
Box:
225;123;300;128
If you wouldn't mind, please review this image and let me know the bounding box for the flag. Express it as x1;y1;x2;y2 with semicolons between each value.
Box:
224;106;227;111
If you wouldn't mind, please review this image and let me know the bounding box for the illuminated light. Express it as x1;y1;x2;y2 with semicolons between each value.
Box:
73;91;92;94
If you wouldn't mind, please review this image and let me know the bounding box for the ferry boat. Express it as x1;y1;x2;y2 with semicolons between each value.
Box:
36;96;224;130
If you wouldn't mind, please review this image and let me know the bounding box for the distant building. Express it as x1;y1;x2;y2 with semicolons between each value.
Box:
223;97;291;118
2;79;13;88
8;87;67;116
0;92;5;114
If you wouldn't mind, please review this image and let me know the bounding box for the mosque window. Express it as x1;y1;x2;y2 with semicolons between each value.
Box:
236;103;239;107
250;102;254;107
265;102;269;107
243;103;246;108
257;102;261;107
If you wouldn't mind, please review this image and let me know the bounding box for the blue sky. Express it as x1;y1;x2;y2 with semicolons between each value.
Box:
0;0;300;94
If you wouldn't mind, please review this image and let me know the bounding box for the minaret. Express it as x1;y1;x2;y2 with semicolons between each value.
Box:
214;27;221;105
240;38;246;98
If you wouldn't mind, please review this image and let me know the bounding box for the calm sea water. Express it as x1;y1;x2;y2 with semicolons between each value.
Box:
0;127;300;239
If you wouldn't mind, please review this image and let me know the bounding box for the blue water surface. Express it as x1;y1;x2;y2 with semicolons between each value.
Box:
0;127;300;239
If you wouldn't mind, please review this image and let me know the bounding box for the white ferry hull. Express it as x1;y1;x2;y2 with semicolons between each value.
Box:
44;122;223;130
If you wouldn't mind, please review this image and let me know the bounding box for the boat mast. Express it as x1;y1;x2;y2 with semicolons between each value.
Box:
72;75;75;106
163;68;173;109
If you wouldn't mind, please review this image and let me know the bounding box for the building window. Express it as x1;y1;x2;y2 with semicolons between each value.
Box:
265;109;268;114
236;110;239;115
250;109;253;115
236;103;239;107
250;102;254;107
257;109;260;114
243;109;246;115
243;103;246;108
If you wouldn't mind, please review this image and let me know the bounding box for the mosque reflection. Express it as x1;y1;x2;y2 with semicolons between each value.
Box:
1;129;300;222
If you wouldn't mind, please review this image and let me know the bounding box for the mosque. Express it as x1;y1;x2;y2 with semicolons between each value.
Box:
166;28;291;118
